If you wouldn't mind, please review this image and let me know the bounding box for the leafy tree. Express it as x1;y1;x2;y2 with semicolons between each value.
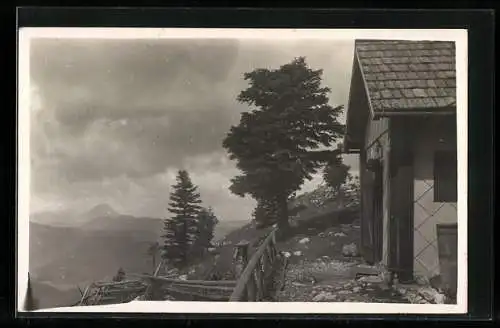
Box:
252;198;280;229
163;170;203;267
223;57;344;236
323;155;350;194
343;174;361;208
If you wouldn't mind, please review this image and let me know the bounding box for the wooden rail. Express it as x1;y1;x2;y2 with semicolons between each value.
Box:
135;273;237;301
78;279;148;306
229;227;283;301
75;227;285;305
140;259;165;300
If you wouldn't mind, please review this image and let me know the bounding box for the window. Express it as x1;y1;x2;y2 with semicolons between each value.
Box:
434;151;457;202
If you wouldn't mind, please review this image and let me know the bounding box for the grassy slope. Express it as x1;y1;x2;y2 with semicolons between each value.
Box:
188;204;360;281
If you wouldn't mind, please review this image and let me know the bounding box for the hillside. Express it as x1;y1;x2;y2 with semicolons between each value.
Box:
30;278;81;309
29;205;247;289
189;186;360;281
30;222;158;286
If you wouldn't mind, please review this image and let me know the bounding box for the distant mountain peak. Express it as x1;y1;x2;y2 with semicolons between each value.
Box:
86;203;118;218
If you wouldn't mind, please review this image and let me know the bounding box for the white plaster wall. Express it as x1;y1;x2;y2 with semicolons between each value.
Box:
413;120;457;278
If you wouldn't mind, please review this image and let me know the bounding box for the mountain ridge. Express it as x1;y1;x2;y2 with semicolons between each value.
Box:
29;208;246;286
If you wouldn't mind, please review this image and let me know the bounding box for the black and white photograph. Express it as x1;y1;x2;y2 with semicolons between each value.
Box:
17;28;467;314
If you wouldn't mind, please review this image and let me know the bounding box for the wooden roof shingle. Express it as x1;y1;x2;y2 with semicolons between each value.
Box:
355;40;456;113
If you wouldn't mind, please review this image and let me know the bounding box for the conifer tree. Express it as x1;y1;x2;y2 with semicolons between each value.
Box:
163;170;202;267
192;207;219;257
223;57;344;236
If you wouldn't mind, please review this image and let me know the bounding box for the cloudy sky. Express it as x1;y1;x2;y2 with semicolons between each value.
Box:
29;37;358;221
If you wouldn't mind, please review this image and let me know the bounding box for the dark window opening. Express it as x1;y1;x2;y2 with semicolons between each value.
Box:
434;151;457;202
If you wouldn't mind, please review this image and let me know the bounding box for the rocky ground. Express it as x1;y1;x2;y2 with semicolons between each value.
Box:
274;221;447;304
275;258;410;303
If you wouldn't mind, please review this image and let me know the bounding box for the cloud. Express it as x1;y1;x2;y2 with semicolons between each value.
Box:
29;37;357;219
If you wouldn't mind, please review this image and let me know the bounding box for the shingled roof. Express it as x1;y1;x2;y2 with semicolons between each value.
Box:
355;40;456;114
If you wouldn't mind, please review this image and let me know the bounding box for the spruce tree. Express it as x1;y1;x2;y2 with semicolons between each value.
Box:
163;170;202;267
192;207;219;258
222;57;344;236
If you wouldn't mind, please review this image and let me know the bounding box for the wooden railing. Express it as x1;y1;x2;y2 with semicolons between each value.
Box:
78;279;148;306
133;274;237;301
76;227;285;305
229;227;285;301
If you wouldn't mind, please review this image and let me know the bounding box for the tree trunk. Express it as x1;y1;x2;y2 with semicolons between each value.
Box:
276;194;290;240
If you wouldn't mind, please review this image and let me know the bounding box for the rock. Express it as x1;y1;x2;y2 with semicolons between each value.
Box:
342;243;359;257
415;275;430;286
334;232;346;237
312;292;337;302
338;290;351;295
292;282;307;287
434;293;447;304
358;275;384;284
293;251;303;256
312;292;327;301
419;287;446;304
353;264;380;276
411;295;424;303
298;237;310;244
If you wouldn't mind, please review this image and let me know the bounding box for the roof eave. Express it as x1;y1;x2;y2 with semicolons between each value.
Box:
343;49;371;154
372;105;457;118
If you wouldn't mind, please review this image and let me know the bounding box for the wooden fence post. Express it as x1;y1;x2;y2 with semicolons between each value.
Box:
147;279;163;300
234;241;255;301
234;241;250;276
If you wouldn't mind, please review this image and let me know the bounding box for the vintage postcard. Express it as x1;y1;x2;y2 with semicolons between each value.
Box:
17;28;468;314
